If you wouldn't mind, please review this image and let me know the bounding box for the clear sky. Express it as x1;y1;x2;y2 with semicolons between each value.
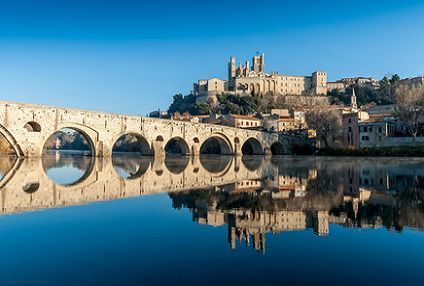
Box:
0;0;423;115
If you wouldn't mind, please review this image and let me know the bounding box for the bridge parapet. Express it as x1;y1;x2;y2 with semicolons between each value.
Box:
0;101;279;157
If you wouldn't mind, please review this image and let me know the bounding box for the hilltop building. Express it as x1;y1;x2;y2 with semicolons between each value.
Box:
327;77;380;92
193;53;327;102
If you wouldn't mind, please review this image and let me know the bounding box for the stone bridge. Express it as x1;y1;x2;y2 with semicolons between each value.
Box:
0;155;275;215
0;101;283;157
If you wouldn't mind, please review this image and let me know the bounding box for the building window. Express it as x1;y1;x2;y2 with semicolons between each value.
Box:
378;127;382;133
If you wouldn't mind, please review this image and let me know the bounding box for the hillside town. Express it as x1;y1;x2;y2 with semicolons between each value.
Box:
152;53;424;153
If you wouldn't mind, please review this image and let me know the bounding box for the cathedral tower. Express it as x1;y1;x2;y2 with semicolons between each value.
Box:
228;56;236;81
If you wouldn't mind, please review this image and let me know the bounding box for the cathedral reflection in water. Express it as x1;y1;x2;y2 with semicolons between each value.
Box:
1;153;424;253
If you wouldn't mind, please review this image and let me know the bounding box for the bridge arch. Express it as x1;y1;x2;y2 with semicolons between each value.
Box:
43;123;98;156
200;133;233;155
112;133;153;156
271;142;285;155
164;137;190;156
0;124;24;157
241;137;265;155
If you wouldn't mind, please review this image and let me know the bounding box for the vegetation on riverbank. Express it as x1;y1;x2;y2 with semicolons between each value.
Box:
316;146;424;157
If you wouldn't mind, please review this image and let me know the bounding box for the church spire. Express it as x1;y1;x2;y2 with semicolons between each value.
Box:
351;87;358;112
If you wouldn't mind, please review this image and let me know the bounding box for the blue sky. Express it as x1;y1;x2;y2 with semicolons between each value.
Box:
0;0;423;115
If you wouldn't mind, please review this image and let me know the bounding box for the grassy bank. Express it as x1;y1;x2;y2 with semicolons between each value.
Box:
317;146;424;157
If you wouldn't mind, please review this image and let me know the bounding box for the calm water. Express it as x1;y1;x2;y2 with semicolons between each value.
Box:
0;153;424;286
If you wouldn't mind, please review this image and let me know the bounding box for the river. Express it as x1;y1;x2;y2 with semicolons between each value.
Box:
0;154;423;285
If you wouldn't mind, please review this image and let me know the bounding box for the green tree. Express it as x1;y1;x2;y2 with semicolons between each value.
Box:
189;102;210;115
378;76;394;104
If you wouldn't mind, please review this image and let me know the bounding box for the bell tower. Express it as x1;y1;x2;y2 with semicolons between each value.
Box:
351;88;358;112
228;56;236;89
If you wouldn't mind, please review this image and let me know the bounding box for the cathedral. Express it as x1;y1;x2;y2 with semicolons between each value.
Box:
193;53;327;102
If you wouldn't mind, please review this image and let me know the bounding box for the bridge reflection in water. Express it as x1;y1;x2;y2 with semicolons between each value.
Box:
1;155;424;253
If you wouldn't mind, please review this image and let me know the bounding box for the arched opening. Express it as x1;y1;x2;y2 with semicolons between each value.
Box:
271;142;285;156
113;133;152;156
165;137;190;156
200;136;232;155
112;155;152;179
22;182;40;194
43;128;94;156
241;138;264;155
24;121;41;132
42;155;95;186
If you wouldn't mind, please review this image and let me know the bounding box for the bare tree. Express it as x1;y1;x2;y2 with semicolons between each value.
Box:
395;84;424;142
306;107;342;148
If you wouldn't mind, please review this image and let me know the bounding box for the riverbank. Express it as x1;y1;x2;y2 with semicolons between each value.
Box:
316;146;424;157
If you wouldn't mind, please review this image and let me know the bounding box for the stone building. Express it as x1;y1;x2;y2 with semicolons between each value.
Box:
327;77;380;92
219;114;263;129
341;113;360;148
358;116;396;148
193;53;327;102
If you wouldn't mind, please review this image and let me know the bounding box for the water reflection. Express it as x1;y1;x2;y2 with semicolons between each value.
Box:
42;152;95;186
170;157;424;253
199;155;232;174
0;155;424;253
112;154;152;179
0;156;18;187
